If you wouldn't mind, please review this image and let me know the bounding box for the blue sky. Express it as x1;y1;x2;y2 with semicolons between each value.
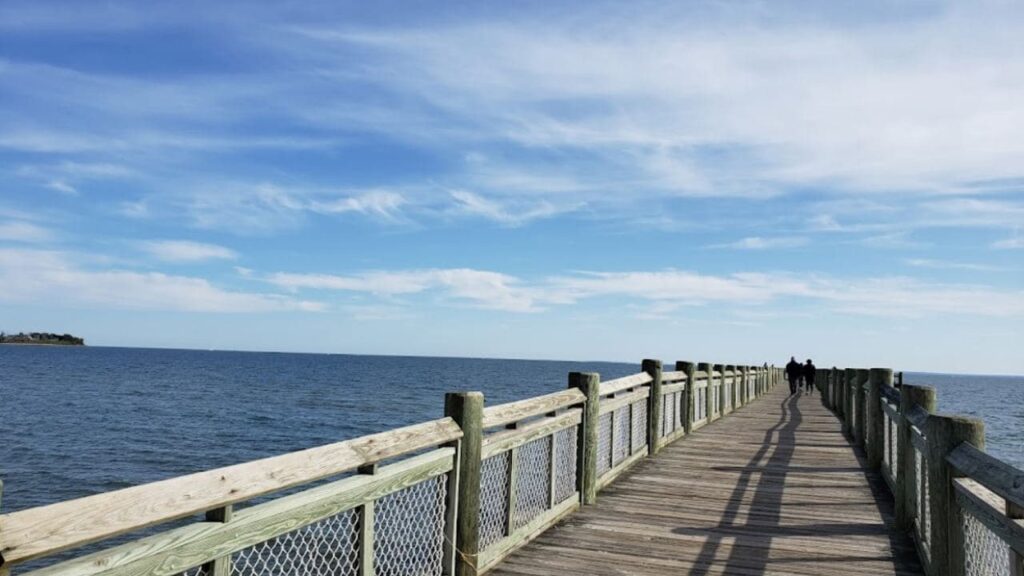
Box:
1;0;1022;374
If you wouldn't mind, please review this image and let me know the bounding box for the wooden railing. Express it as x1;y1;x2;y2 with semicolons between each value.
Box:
0;361;781;576
818;368;1024;576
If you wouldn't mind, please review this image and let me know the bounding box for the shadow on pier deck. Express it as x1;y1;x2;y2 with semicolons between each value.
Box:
489;385;924;576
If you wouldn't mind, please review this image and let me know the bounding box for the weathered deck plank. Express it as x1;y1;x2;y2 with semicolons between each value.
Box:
489;385;923;576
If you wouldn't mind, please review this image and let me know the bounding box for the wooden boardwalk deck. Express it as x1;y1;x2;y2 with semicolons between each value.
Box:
489;384;924;576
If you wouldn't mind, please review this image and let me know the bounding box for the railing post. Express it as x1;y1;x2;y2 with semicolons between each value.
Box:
1009;501;1024;576
843;368;856;436
855;368;869;448
896;385;936;532
569;372;600;505
643;359;663;455
698;362;713;422
203;505;234;576
713;363;725;420
677;361;696;434
925;414;984;576
357;466;377;576
740;366;749;406
445;391;484;576
866;368;891;469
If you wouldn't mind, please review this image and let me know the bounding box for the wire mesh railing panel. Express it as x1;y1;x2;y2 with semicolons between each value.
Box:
374;474;448;576
478;452;511;550
962;507;1011;576
231;508;359;576
631;400;647;453
883;413;892;470
511;436;552;531
552;426;578;504
698;388;706;420
181;566;207;576
662;393;676;437
913;443;932;560
596;412;613;476
612;406;630;466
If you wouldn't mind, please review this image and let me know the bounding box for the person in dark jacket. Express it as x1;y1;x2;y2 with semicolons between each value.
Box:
804;359;816;393
785;356;801;395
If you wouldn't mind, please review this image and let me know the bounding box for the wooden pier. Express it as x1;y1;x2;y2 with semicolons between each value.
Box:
490;384;923;576
1;362;1021;576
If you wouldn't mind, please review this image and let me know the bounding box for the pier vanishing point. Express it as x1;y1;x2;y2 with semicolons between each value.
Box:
1;362;1021;576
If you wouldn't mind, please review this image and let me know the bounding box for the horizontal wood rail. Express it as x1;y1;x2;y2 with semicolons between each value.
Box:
481;389;585;429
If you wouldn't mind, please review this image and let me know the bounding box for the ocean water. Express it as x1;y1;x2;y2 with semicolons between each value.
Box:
1;346;1021;515
902;372;1024;472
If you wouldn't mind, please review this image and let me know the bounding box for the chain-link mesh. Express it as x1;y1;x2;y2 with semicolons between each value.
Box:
661;392;675;437
612;406;630;466
512;436;552;531
552;426;578;504
180;566;207;576
374;474;448;576
962;506;1012;576
231;508;359;576
596;412;613;476
913;443;932;559
890;415;900;482
631;400;647;453
478;452;510;549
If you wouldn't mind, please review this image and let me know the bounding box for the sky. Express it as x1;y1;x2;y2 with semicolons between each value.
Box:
0;0;1022;375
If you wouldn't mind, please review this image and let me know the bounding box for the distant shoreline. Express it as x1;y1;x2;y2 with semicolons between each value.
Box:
0;332;85;346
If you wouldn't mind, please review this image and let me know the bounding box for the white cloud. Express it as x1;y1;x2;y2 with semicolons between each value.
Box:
45;179;77;195
991;233;1024;250
708;236;809;250
142;240;238;263
0;248;322;312
308;190;407;220
905;258;1008;272
0;220;54;243
268;265;1024;319
268;268;545;312
291;3;1024;198
448;190;570;226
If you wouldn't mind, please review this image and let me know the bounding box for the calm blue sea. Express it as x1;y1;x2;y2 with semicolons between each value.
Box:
1;346;1021;514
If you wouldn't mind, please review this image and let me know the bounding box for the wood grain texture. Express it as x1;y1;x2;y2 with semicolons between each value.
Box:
599;373;653;397
0;418;461;566
489;385;924;576
947;443;1024;510
482;390;585;429
661;371;688;383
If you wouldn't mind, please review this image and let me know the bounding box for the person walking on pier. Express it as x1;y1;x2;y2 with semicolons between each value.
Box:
804;359;816;393
785;356;801;395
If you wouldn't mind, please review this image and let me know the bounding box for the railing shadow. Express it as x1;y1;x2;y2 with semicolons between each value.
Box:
672;389;922;575
673;392;801;575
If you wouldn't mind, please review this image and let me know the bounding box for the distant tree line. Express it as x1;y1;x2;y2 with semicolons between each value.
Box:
0;332;85;345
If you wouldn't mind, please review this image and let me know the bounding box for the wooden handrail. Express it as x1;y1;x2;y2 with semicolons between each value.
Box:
947;442;1024;510
481;389;585;429
0;418;461;565
598;372;652;396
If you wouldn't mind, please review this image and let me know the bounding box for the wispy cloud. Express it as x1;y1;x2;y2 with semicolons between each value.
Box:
0;220;55;243
142;240;238;263
448;190;572;226
0;248;321;312
708;236;809;250
268;268;547;312
266;266;1024;319
905;258;1008;272
992;232;1024;250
